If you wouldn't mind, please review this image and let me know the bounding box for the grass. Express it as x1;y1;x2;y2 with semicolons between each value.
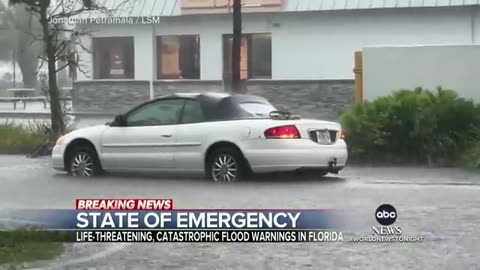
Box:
0;230;66;265
0;120;48;154
0;118;77;155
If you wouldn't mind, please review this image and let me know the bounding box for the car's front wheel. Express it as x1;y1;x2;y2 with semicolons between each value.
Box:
206;147;246;182
67;146;101;177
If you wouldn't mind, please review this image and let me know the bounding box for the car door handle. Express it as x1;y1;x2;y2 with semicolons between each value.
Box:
161;134;172;138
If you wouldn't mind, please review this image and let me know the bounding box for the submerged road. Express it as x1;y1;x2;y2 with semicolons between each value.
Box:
0;155;479;270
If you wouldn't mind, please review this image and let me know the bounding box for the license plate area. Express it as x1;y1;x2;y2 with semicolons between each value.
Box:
315;129;331;144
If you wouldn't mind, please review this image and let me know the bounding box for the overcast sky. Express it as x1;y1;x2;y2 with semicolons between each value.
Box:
0;61;22;80
0;0;62;80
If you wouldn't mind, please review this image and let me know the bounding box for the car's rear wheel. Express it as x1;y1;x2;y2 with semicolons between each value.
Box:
206;147;246;182
67;146;101;177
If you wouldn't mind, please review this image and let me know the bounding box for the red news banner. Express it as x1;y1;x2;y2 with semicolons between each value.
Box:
76;199;173;210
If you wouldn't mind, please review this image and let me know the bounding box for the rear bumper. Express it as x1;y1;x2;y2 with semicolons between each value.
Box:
243;139;348;173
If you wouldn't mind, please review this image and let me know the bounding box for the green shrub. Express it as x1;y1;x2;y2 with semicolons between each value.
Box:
0;120;48;154
341;87;480;165
462;140;480;168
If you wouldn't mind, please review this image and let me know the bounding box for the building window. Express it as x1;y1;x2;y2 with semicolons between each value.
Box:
250;34;272;78
92;37;134;79
223;33;272;80
157;35;200;79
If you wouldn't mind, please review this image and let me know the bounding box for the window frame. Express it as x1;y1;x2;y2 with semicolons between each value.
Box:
92;36;135;80
156;35;201;80
222;33;272;80
178;99;207;124
124;98;187;127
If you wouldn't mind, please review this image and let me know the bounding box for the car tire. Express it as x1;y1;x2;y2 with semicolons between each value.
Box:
206;147;247;182
66;146;102;177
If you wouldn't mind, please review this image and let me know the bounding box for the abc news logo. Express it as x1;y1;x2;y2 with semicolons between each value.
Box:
376;204;397;225
373;204;402;235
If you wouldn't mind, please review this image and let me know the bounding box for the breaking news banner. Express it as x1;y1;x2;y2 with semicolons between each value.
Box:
0;199;347;243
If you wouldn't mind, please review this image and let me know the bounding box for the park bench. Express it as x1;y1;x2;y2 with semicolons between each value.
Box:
0;97;25;110
0;96;72;110
7;88;36;97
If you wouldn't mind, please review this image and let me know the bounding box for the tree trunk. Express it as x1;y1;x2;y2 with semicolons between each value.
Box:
39;2;65;141
231;0;242;94
47;54;65;140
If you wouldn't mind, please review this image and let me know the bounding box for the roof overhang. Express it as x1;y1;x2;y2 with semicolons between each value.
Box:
181;0;282;15
69;0;480;24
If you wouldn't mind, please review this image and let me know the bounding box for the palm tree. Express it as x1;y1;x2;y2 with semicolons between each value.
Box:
0;1;42;88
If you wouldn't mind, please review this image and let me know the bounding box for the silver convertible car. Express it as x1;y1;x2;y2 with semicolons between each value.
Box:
52;93;348;181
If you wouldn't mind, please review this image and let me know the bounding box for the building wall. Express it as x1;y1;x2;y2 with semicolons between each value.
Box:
153;80;354;120
73;80;150;113
77;6;480;81
72;6;480;122
73;79;353;121
363;44;480;102
273;6;479;79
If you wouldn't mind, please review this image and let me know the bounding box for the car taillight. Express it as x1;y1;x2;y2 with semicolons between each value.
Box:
340;129;346;140
264;125;301;139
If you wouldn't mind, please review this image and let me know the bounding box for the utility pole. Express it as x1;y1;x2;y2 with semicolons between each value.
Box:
231;0;242;93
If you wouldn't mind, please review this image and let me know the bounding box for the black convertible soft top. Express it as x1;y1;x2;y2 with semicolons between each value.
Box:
160;92;273;121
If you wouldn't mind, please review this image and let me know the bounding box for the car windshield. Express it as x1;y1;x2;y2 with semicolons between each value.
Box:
238;102;277;118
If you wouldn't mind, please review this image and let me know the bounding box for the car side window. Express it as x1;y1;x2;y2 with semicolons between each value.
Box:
126;99;185;126
180;100;205;124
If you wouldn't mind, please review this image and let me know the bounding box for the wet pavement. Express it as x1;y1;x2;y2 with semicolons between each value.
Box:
0;155;479;270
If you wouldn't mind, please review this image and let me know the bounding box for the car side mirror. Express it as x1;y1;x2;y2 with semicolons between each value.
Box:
111;114;126;127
